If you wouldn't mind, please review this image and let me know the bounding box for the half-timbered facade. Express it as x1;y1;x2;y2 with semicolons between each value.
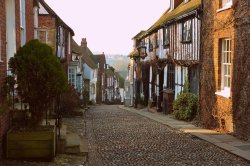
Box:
132;0;201;112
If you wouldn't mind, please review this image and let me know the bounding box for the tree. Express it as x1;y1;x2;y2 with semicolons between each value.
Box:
9;40;68;126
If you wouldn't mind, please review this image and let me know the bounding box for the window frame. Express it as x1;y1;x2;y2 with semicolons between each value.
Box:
38;30;48;44
220;0;233;9
182;19;192;43
148;38;153;52
20;0;26;46
163;26;170;48
221;38;231;90
68;67;76;87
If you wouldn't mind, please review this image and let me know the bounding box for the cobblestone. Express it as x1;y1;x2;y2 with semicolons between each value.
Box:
1;105;250;166
85;105;249;166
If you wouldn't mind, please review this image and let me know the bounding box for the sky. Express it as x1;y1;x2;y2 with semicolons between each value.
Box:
44;0;170;55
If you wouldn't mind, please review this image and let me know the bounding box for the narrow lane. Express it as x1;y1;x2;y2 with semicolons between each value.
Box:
86;105;249;166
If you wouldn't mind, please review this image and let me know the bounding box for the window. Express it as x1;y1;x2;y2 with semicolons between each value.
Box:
221;38;231;90
20;0;26;46
57;26;65;58
184;0;189;3
34;6;38;39
68;67;76;87
221;0;232;8
163;26;170;48
167;63;175;90
38;30;48;43
154;33;159;48
148;38;153;52
182;20;192;42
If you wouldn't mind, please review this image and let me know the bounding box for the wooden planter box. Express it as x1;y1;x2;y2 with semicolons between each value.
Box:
6;125;56;159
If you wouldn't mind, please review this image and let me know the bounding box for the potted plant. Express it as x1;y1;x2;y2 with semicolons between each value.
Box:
6;40;68;159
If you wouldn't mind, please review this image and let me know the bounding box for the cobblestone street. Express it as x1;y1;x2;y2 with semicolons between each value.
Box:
1;105;250;166
85;105;249;166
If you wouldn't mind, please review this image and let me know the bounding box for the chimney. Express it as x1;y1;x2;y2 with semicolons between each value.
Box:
81;38;87;48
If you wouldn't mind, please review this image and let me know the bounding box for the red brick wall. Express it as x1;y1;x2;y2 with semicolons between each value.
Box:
38;15;56;28
232;0;250;140
26;0;35;42
200;0;250;139
200;0;234;132
0;0;7;104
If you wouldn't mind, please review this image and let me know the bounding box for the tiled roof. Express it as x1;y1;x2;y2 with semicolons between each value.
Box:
71;39;96;69
128;49;138;58
132;31;146;40
141;0;201;39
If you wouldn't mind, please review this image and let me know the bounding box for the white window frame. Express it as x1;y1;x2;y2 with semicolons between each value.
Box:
221;0;233;8
182;20;192;42
68;67;76;88
215;38;232;98
221;39;231;89
20;0;26;46
33;6;39;39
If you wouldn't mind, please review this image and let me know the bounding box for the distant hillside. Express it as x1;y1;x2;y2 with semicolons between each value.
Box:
106;55;129;79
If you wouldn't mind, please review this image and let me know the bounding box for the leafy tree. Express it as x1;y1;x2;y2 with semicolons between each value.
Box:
9;40;68;126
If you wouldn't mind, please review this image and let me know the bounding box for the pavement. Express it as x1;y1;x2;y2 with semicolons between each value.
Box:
119;105;250;162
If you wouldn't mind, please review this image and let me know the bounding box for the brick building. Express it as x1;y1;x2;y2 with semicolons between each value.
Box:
0;0;39;158
93;53;107;104
200;0;250;139
38;0;75;74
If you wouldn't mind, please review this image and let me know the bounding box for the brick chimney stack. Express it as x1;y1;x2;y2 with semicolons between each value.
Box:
81;38;87;48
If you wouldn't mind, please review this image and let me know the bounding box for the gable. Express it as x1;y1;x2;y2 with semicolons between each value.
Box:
39;2;49;15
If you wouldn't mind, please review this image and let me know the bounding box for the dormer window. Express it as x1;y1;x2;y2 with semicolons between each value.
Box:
163;26;170;48
182;20;192;43
184;0;189;3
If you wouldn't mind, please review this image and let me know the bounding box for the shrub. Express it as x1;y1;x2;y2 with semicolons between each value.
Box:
9;40;68;126
61;85;81;115
173;92;198;121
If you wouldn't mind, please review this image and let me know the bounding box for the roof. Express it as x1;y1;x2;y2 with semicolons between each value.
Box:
132;31;146;40
71;39;97;69
93;54;106;66
141;0;201;39
39;0;75;36
128;49;138;58
93;53;106;70
71;39;81;54
83;48;97;69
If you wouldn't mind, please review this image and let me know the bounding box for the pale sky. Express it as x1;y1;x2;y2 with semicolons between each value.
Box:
44;0;170;55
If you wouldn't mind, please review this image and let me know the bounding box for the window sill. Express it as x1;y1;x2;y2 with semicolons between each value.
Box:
215;91;231;99
217;5;232;13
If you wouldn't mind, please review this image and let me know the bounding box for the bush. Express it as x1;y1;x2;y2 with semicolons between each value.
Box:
173;92;198;121
61;85;81;115
9;40;68;126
